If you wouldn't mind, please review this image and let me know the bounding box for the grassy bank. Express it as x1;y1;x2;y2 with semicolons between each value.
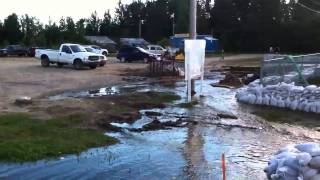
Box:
253;108;320;128
0;91;181;162
0;113;117;162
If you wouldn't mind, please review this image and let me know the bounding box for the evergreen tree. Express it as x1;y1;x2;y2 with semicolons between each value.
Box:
3;13;23;44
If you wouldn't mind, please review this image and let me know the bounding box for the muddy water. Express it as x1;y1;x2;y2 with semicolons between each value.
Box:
0;77;309;180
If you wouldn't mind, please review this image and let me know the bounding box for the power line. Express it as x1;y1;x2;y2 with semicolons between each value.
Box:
297;2;320;14
306;0;320;7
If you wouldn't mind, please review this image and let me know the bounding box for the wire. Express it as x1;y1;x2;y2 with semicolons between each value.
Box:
297;2;320;14
306;0;320;7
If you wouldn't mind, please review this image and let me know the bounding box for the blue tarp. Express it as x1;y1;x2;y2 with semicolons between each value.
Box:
170;35;219;52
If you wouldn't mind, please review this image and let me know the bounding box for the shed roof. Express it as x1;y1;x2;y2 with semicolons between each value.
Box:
85;36;116;45
120;38;150;46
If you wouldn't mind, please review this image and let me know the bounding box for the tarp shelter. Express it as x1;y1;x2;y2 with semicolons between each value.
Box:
120;38;150;47
85;36;117;52
170;35;218;52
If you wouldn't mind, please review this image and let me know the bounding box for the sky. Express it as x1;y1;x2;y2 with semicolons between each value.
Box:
0;0;139;24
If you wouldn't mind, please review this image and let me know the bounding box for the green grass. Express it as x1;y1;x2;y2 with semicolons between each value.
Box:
253;108;320;128
308;77;320;86
0;113;117;162
178;101;199;108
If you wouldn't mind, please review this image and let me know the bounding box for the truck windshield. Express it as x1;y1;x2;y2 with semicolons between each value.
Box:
85;48;94;52
137;47;150;54
70;45;85;53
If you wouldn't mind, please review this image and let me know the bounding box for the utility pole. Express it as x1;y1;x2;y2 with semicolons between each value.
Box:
171;13;175;36
139;20;142;38
190;0;197;96
139;19;145;38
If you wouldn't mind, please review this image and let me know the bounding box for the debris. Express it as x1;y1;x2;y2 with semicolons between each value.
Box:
144;111;163;117
97;120;123;132
217;113;238;119
14;96;32;105
218;73;243;88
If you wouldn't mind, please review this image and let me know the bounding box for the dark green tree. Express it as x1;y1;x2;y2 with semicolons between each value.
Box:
100;11;112;36
20;14;43;46
3;13;23;44
85;11;101;35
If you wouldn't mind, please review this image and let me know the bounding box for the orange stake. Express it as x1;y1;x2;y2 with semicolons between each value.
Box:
222;153;226;180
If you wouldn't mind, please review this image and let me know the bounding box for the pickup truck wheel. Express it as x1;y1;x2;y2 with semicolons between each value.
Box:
41;57;50;67
73;60;83;70
89;65;97;69
57;63;64;68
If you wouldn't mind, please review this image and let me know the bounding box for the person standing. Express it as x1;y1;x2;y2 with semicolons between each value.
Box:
269;47;274;54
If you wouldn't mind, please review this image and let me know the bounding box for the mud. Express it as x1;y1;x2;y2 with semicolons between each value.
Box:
211;66;260;88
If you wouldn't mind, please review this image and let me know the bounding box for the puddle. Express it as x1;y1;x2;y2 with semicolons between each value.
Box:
0;73;310;179
0;129;188;179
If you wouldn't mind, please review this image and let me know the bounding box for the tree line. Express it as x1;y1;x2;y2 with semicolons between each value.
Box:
0;0;319;52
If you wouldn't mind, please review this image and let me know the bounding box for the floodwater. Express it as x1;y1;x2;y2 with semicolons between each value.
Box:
0;74;309;180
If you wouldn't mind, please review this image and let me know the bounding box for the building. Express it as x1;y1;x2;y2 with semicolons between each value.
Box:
120;38;150;47
170;34;219;52
85;36;117;52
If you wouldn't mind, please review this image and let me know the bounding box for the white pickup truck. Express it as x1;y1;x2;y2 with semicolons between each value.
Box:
35;44;105;70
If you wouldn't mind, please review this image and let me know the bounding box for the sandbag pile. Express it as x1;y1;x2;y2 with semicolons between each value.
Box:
261;67;315;85
236;81;320;114
265;143;320;180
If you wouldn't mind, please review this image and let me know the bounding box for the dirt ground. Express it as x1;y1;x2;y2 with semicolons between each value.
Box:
0;57;149;112
0;54;263;112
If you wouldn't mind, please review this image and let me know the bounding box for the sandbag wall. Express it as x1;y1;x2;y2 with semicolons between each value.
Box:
236;81;320;114
265;143;320;180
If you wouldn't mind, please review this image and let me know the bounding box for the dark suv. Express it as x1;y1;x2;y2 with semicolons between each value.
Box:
116;46;159;63
0;45;28;56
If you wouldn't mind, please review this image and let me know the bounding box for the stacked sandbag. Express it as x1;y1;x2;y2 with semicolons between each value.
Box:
263;67;318;84
236;81;320;114
265;143;320;180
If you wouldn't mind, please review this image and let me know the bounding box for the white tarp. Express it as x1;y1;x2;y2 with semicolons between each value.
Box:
184;40;206;80
184;40;206;101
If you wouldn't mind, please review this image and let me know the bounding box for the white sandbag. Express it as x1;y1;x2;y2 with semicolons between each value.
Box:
282;157;300;171
270;96;278;106
275;166;299;177
262;95;271;105
273;151;298;160
304;103;312;113
285;97;292;108
297;152;312;166
316;102;320;113
278;98;286;108
295;143;320;153
301;167;318;180
290;98;299;111
264;159;279;177
236;83;320;114
309;156;320;169
310;102;318;113
310;150;320;157
276;145;300;155
248;94;257;104
270;173;298;180
306;85;318;91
